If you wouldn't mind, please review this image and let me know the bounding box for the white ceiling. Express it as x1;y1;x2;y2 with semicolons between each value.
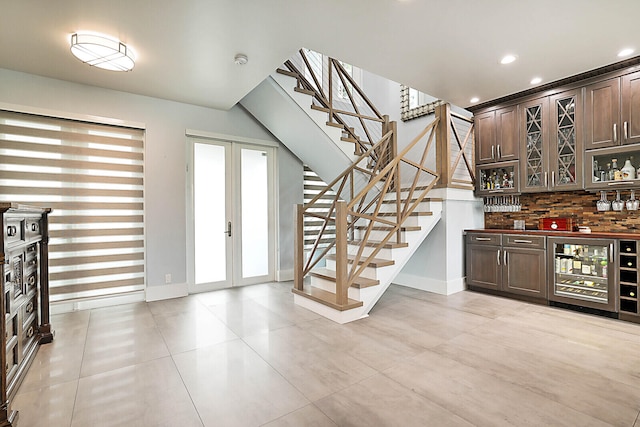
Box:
2;0;639;111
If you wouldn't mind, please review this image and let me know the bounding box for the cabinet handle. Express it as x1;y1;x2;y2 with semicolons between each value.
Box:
491;145;495;160
607;181;634;186
624;121;629;140
26;326;34;339
497;144;502;159
609;243;614;263
26;301;33;313
504;250;508;265
474;237;492;241
544;172;548;187
497;249;501;266
6;225;17;237
551;171;555;187
31;223;38;232
513;239;533;244
613;123;617;143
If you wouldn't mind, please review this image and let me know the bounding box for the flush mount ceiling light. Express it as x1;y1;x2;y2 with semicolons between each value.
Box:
618;48;635;58
500;54;517;65
469;97;480;104
70;32;135;71
530;77;542;85
234;54;248;65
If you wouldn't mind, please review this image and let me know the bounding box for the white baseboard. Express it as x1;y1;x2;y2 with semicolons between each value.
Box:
145;282;188;302
276;269;294;282
51;291;146;315
393;272;467;295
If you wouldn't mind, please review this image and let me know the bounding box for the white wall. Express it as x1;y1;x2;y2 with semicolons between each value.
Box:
0;68;302;299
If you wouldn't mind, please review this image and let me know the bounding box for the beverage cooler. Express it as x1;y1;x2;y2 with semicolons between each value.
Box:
548;237;617;312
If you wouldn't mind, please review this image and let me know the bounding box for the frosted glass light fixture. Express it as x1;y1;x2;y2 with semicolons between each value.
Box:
70;32;135;71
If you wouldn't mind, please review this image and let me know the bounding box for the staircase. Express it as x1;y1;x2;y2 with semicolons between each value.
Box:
242;49;460;323
295;193;443;323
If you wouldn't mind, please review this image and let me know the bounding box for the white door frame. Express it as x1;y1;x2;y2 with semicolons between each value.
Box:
186;133;277;293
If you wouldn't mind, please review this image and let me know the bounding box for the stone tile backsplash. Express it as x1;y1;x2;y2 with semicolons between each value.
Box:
484;190;640;233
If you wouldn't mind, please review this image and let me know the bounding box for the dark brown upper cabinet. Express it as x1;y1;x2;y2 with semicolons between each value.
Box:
586;71;640;149
622;71;640;145
475;105;518;165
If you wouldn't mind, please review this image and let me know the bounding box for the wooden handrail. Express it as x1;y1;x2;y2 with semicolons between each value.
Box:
288;49;476;309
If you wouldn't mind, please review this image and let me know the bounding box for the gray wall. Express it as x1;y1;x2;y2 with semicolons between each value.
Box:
0;68;302;293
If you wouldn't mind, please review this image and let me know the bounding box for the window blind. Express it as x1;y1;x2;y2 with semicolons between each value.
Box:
0;110;145;303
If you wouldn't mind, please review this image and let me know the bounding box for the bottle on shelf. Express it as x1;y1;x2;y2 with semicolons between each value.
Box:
606;162;612;181
621;159;636;180
612;159;623;181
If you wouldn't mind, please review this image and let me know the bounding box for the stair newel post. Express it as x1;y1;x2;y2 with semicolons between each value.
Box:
435;103;452;188
335;200;349;306
328;59;334;123
387;120;402;244
294;204;305;291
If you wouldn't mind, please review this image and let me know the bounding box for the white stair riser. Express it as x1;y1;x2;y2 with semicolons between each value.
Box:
309;276;370;300
347;245;394;259
324;259;383;280
354;228;409;241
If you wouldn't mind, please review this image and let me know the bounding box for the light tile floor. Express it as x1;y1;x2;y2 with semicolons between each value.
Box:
13;283;640;426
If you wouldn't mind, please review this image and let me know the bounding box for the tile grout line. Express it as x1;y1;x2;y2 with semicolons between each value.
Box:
69;310;93;427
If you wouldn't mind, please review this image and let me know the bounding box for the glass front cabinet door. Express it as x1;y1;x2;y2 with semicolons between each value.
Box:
520;97;550;192
549;89;583;191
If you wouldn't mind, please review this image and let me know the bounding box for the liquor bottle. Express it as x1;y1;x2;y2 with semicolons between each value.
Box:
612;158;623;181
621;159;636;180
606;163;612;181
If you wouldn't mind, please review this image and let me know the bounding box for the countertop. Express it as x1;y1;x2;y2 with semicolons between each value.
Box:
465;228;640;240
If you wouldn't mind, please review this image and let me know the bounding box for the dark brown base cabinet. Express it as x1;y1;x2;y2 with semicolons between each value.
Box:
466;233;547;300
1;204;53;426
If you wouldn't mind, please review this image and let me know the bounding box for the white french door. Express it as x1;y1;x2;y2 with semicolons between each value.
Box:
187;137;275;293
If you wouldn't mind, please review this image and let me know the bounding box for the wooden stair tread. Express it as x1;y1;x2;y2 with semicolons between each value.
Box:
294;87;315;96
326;254;394;267
276;68;299;78
325;121;345;128
348;239;409;249
340;137;359;143
292;286;363;311
377;211;433;217
382;197;443;203
355;225;421;232
311;104;330;113
310;267;380;289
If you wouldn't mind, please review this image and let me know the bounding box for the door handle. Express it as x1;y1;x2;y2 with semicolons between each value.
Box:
497;249;501;266
497;144;501;159
504;250;508;265
613;123;617;143
491;145;495;160
224;221;232;237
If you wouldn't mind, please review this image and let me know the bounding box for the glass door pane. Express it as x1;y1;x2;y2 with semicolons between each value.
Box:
194;142;230;285
240;148;269;279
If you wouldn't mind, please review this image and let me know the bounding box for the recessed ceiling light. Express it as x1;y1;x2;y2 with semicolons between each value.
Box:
500;54;517;65
530;77;542;85
618;48;635;58
470;97;480;104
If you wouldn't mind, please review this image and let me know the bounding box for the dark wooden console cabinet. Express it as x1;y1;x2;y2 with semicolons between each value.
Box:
1;203;53;426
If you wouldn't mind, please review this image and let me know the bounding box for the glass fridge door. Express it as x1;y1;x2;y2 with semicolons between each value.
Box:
549;238;616;311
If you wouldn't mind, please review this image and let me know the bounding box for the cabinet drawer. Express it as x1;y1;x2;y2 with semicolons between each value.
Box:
23;317;37;345
22;294;37;327
25;217;42;240
466;233;501;246
504;234;546;249
4;218;23;247
5;315;16;343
